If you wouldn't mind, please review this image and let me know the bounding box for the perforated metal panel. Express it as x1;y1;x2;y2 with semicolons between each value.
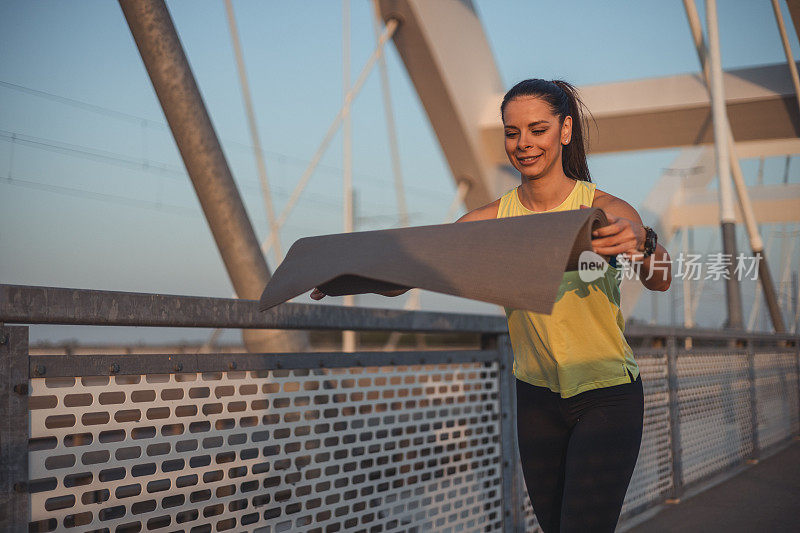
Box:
518;475;539;533
621;353;673;516
754;351;800;450
514;353;672;531
17;342;800;532
27;362;505;532
676;351;753;486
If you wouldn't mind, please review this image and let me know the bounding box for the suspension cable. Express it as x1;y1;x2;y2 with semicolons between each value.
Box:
261;18;400;256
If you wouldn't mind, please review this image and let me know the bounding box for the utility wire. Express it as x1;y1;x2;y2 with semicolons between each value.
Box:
0;80;165;127
1;172;328;237
2;173;196;217
0;79;452;199
0;129;396;213
0;129;184;177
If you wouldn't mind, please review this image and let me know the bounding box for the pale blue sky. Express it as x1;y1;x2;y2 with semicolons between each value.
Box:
1;0;798;343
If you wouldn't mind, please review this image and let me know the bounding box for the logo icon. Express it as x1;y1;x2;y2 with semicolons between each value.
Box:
578;250;608;282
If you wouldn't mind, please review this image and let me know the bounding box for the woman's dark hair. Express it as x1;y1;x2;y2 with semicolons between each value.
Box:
501;79;593;183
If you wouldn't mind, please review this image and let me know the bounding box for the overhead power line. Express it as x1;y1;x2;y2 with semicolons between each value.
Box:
1;173;331;237
0;80;165;127
0;129;391;213
0;79;458;200
2;173;196;217
0;129;185;177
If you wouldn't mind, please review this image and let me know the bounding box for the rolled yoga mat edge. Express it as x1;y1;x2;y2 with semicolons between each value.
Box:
258;208;609;314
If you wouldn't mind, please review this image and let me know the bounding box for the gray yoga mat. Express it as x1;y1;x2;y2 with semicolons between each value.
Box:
259;207;609;314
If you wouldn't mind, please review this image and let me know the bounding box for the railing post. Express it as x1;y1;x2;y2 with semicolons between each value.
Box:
491;333;523;532
796;341;800;439
746;340;760;461
0;325;30;532
665;334;684;503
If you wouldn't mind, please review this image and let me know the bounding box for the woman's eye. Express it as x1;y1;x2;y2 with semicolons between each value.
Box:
505;131;517;138
531;130;546;134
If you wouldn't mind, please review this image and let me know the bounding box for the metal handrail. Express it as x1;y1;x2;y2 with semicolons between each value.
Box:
2;284;798;345
0;284;507;333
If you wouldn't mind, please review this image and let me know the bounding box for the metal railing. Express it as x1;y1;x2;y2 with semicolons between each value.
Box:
1;284;798;532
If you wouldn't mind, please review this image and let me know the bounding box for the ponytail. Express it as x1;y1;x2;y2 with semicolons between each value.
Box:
501;79;594;183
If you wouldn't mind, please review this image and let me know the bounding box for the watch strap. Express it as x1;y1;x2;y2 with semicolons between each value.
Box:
642;226;657;258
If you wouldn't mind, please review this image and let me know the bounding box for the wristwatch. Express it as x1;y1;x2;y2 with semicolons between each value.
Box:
642;226;657;258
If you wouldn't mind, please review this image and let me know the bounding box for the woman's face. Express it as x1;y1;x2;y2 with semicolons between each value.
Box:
503;96;572;180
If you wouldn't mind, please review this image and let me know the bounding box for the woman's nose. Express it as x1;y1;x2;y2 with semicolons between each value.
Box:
517;131;533;150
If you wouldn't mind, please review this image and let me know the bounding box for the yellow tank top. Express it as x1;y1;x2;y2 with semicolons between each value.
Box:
497;179;639;398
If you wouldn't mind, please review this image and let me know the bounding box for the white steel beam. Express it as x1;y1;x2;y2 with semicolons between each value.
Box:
669;183;800;227
378;1;800;211
477;62;800;166
376;0;510;210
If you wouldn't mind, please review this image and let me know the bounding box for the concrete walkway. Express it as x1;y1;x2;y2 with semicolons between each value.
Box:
625;439;800;533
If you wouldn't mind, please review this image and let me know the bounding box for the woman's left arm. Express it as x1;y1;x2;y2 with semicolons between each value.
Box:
589;193;671;292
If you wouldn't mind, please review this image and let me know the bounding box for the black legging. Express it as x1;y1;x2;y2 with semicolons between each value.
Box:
516;369;644;532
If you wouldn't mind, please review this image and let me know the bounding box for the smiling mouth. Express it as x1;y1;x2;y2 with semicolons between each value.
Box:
517;154;541;164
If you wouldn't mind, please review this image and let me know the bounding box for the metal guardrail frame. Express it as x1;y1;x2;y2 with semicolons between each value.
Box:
2;328;515;533
665;335;684;500
1;283;800;532
4;283;799;343
0;285;518;532
0;326;29;529
0;284;509;333
24;349;501;380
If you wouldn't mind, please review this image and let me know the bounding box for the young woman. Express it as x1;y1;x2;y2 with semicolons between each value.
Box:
312;78;671;532
461;78;671;532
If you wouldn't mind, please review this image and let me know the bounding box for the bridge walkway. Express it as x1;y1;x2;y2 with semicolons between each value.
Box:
623;439;800;533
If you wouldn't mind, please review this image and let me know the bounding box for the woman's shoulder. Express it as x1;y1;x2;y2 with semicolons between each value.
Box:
455;197;501;223
592;187;612;206
592;188;627;208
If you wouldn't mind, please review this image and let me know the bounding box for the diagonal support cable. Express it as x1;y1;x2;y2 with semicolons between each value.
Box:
261;18;399;256
383;181;470;351
771;0;800;113
683;0;786;331
371;0;409;228
224;0;282;262
201;17;399;355
748;231;776;330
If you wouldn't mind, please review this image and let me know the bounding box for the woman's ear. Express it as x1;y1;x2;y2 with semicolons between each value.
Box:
561;115;572;145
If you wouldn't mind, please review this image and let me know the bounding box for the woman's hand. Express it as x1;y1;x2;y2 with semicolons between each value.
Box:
582;195;671;291
590;212;645;261
310;288;327;300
